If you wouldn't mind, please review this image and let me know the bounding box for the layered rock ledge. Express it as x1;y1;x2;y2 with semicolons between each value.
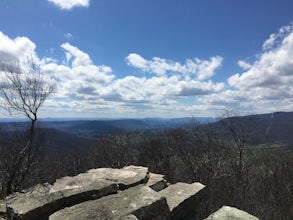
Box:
0;166;258;220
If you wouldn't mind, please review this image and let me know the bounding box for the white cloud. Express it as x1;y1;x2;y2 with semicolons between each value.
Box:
61;43;92;67
126;53;223;80
196;25;293;114
177;80;224;96
238;60;252;70
2;24;292;118
103;76;223;104
196;57;223;80
0;31;37;68
41;43;115;101
126;53;148;70
38;45;225;117
64;33;73;39
262;25;293;50
229;25;293;91
48;0;90;10
0;31;226;118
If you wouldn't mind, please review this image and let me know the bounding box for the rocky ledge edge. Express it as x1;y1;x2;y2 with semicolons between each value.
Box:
0;165;258;220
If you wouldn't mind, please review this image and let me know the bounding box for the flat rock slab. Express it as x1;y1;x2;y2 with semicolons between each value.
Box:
49;185;170;220
50;174;117;206
147;173;168;192
5;184;63;220
159;182;206;219
5;179;117;220
204;206;259;220
87;166;149;189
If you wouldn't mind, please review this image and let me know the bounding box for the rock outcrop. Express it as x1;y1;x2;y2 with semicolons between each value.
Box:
204;206;259;220
159;182;206;219
0;166;258;220
50;185;169;220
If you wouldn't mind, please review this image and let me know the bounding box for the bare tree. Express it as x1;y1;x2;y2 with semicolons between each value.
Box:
0;60;56;195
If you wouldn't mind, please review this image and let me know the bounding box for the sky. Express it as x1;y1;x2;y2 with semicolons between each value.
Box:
0;0;293;119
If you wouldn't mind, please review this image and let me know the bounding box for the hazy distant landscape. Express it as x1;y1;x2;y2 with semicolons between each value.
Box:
1;117;214;150
1;112;293;153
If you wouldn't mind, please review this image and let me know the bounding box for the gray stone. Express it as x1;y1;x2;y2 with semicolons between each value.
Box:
120;214;139;220
159;182;206;220
5;178;117;220
87;166;149;189
0;200;7;220
123;165;148;173
6;183;64;220
50;174;117;206
49;185;170;220
204;206;259;220
0;200;6;215
147;173;168;191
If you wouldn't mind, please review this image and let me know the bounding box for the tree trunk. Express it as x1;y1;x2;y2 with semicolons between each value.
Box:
5;118;37;195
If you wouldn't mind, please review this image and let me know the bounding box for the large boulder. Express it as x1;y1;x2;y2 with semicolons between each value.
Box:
5;184;64;220
87;166;149;189
50;174;117;206
49;185;170;220
159;182;206;219
204;206;259;220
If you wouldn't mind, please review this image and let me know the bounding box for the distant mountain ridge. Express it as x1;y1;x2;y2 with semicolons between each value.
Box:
214;111;293;147
0;117;215;152
1;112;292;151
42;117;216;137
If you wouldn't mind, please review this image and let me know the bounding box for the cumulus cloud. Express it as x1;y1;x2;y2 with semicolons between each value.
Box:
100;76;224;105
0;31;231;117
177;80;224;96
126;53;148;70
229;25;293;91
41;42;115;101
48;0;90;10
0;31;37;68
126;53;223;80
61;43;92;67
262;25;293;51
197;25;293;114
3;24;292;118
39;44;224;116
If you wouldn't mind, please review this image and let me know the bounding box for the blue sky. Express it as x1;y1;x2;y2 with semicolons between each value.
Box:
0;0;293;118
